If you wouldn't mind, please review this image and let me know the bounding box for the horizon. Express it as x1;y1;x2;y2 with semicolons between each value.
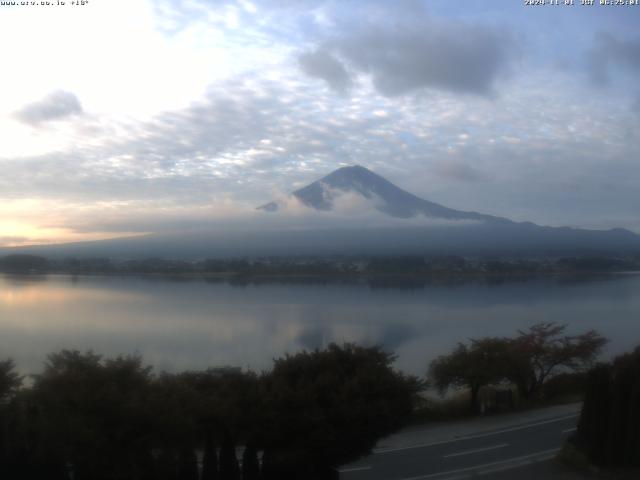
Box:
2;1;640;248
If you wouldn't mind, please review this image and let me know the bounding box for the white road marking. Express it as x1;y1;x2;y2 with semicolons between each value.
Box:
375;414;578;454
478;450;558;475
562;427;577;433
477;459;532;476
338;465;372;473
397;448;561;480
443;443;509;459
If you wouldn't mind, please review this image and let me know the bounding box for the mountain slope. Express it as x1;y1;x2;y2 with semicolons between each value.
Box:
259;165;502;221
2;166;639;259
3;221;639;260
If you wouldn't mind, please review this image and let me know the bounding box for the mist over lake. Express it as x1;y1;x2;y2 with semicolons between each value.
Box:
2;273;639;376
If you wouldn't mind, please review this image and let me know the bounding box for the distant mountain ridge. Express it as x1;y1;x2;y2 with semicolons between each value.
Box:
259;165;501;222
2;165;639;259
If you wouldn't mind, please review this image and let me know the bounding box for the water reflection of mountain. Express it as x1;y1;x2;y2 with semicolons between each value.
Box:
1;272;639;376
295;323;417;352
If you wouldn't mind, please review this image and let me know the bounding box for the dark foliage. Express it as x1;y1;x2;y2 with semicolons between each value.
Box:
242;444;261;480
429;338;510;413
576;346;640;467
219;433;240;480
367;256;431;274
0;358;22;402
260;343;422;476
178;448;199;480
0;254;48;272
201;436;219;480
0;344;418;480
506;323;607;400
539;372;586;401
429;323;607;412
556;257;638;272
4;253;639;278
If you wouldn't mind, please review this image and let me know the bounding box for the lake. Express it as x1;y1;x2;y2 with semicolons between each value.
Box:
1;273;639;376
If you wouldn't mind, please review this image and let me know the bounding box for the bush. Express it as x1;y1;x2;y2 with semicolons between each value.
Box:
0;345;422;480
575;346;640;467
540;372;587;402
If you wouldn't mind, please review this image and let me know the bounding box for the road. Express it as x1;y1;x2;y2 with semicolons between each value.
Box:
338;404;581;480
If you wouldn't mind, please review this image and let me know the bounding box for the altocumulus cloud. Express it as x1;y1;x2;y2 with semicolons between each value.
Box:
299;15;515;97
14;90;83;125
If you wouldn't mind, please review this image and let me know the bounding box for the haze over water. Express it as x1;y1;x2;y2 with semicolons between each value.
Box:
2;273;639;376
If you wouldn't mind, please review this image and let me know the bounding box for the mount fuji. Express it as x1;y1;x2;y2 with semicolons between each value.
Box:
3;165;639;259
259;165;502;222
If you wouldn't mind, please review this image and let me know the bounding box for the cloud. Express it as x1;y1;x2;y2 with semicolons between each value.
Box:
13;90;83;125
0;236;30;247
299;16;515;97
298;49;352;94
632;93;640;116
3;69;640;237
2;0;640;241
587;32;640;85
31;176;481;238
434;162;484;183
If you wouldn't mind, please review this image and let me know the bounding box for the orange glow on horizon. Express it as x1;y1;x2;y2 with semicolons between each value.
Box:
0;223;147;248
0;198;150;247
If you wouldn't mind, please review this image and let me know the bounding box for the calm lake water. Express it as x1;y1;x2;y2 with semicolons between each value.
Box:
1;273;639;375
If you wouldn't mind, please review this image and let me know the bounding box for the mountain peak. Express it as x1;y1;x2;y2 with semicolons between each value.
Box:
327;164;375;177
258;165;498;222
333;164;369;173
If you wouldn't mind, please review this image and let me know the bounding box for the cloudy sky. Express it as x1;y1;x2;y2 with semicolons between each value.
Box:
1;0;639;246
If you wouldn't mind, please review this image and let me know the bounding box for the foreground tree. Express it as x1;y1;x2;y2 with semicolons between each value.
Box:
261;343;422;479
177;447;199;480
0;359;24;479
31;350;155;480
507;323;607;400
429;338;511;413
201;435;219;480
0;359;22;402
219;432;241;480
242;444;261;480
576;345;640;467
429;323;607;412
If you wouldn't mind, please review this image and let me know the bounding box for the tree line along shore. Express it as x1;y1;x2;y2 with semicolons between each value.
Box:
1;253;639;279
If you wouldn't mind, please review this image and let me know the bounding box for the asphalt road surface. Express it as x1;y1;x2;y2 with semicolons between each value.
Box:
339;409;580;480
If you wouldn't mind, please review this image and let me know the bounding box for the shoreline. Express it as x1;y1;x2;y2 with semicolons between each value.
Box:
1;269;638;284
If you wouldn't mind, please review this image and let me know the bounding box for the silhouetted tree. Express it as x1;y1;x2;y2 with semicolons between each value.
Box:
429;338;511;413
202;435;219;480
177;368;262;446
177;447;199;480
576;346;640;467
156;449;179;480
429;323;607;412
30;350;155;480
219;432;240;480
260;449;294;480
1;345;418;479
261;343;421;478
242;444;261;480
0;359;22;402
577;364;611;465
506;323;607;399
150;372;200;458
